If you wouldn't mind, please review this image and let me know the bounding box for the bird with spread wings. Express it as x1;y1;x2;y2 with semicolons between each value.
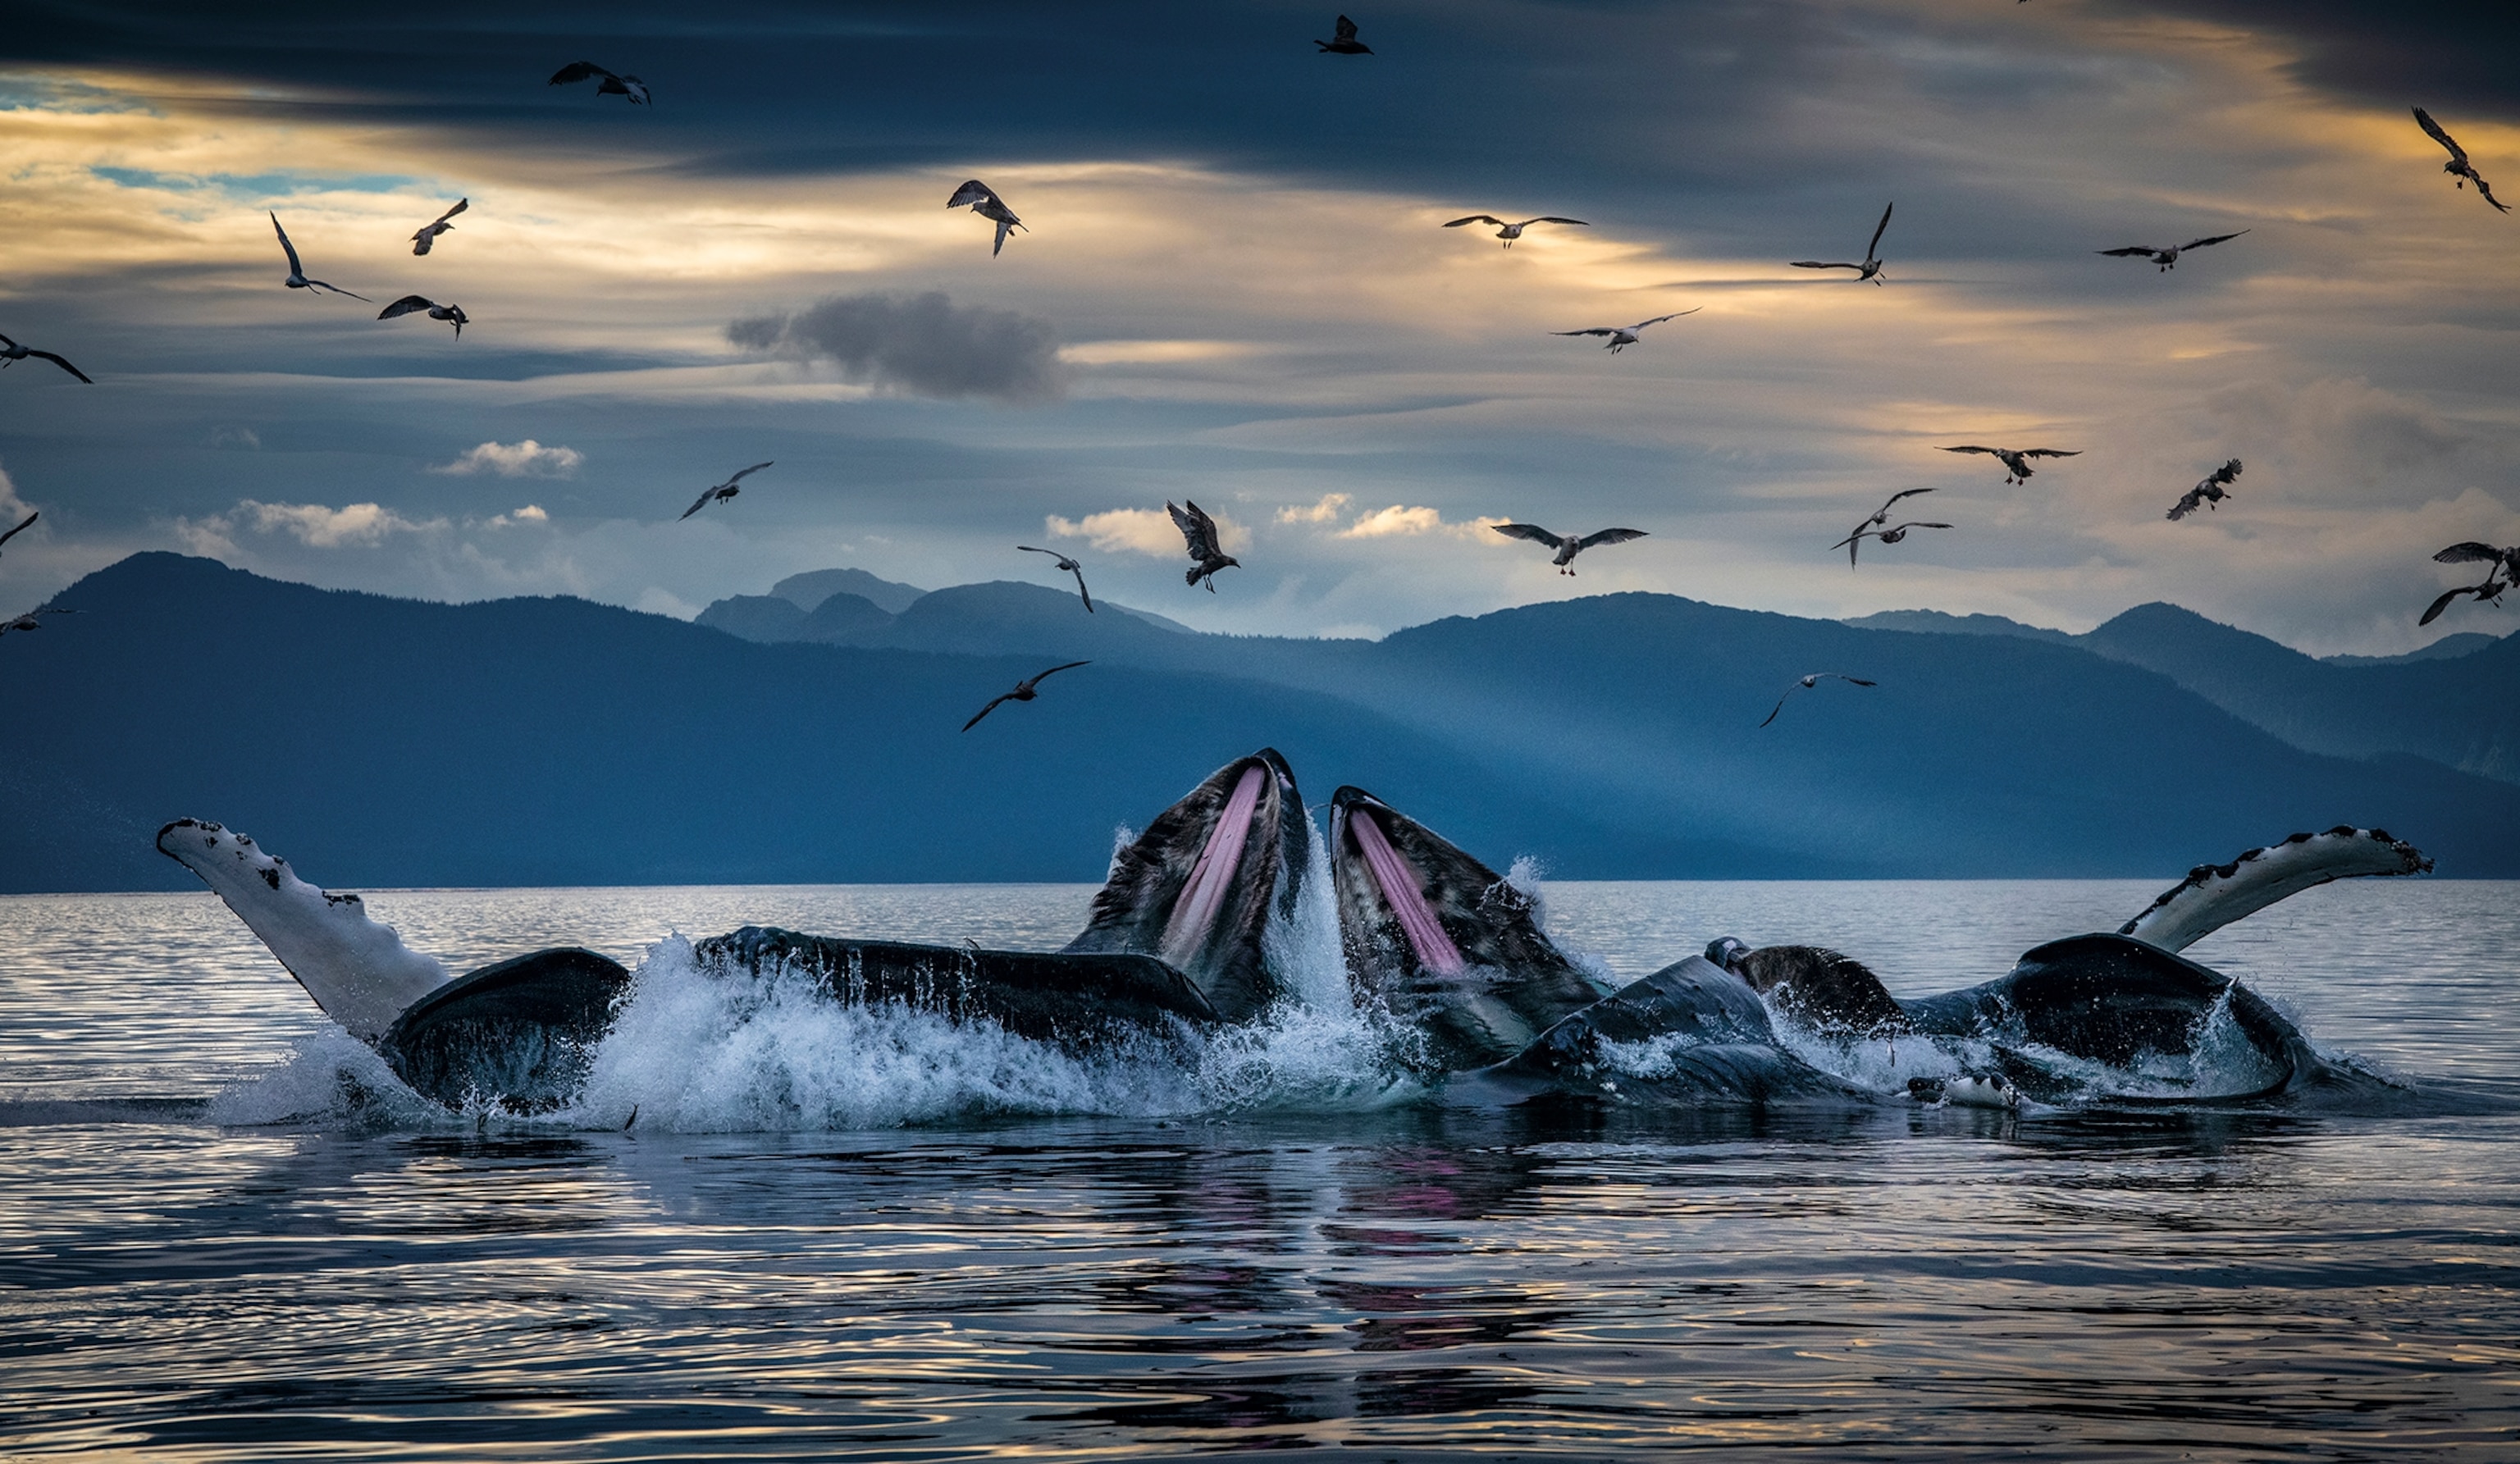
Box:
2422;541;2520;625
2413;108;2509;213
1492;523;1648;576
1551;309;1697;352
680;462;775;520
1443;214;1588;248
963;661;1091;732
1792;203;1893;284
550;62;649;104
1761;673;1878;728
1018;546;1094;613
1169;500;1241;591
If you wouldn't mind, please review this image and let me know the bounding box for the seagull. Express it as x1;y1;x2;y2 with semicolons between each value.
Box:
1491;522;1648;575
2420;569;2511;627
377;296;469;336
549;62;649;104
2098;230;2248;271
947;180;1025;257
1552;308;1698;352
679;461;775;520
1941;445;2079;485
1317;15;1372;53
2422;541;2520;624
1838;488;1937;564
1168;500;1239;591
1444;214;1588;249
962;660;1091;732
2413;108;2509;213
0;332;92;383
410;198;468;255
1830;520;1950;566
0;511;38;556
1760;673;1878;728
270;213;368;300
1792;203;1893;284
2166;458;2242;521
2;606;75;635
1017;545;1094;613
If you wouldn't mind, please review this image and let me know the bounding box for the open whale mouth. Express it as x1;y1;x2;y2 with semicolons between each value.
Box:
1327;787;1607;1070
1061;749;1307;1023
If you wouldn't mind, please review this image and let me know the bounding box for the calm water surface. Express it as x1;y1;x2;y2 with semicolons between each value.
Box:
3;880;2517;1460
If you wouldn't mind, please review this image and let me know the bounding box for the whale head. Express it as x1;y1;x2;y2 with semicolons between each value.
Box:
1326;787;1609;1070
1061;749;1308;1023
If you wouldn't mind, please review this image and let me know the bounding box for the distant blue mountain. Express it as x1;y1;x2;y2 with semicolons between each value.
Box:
7;553;2517;892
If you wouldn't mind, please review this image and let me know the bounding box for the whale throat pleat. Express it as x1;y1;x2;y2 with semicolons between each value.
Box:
1159;764;1263;968
1349;810;1468;976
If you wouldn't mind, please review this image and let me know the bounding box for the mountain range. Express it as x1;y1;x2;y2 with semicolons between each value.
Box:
2;551;2513;892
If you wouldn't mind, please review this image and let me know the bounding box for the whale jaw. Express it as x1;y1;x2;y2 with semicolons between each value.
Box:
1062;749;1307;1023
1326;787;1607;1071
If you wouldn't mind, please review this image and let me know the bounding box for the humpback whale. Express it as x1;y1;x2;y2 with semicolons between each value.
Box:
159;750;1311;1112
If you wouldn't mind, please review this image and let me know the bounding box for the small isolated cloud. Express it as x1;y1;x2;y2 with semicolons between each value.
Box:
1277;493;1352;525
1047;505;1240;558
231;499;441;548
728;290;1066;404
482;505;549;529
431;440;584;478
207;426;259;450
1342;504;1446;538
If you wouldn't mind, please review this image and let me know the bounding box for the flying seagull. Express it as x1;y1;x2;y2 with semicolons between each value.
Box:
1942;445;2079;485
0;511;37;556
947;180;1025;257
1317;15;1372;53
549;62;649;104
0;332;92;383
1444;214;1588;248
410;198;468;255
1830;520;1949;566
1839;488;1937;564
1018;545;1094;613
679;461;775;520
962;660;1091;732
377;296;468;336
1168;500;1239;591
1492;522;1647;576
1792;203;1893;285
2098;230;2248;271
2422;541;2520;625
2413;107;2509;213
2166;458;2243;521
0;605;75;636
1760;673;1878;728
270;214;368;300
1552;308;1698;352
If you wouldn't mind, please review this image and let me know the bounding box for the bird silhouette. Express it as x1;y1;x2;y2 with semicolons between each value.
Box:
2422;541;2520;624
1941;445;2079;485
1444;214;1588;248
1761;673;1878;728
679;462;775;520
1317;15;1372;53
1792;203;1893;284
1830;520;1949;566
270;214;368;299
0;511;38;556
2413;107;2509;213
410;198;468;255
947;180;1026;256
0;332;91;383
963;660;1091;732
377;296;468;335
1551;308;1697;352
1018;545;1094;612
1169;500;1240;591
1491;522;1647;575
2098;230;2248;271
550;62;649;104
2166;459;2243;521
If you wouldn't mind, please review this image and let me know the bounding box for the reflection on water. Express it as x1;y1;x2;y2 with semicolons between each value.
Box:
2;881;2518;1457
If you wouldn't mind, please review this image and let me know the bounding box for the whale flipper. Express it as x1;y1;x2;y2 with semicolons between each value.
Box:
2120;827;2431;953
157;819;450;1042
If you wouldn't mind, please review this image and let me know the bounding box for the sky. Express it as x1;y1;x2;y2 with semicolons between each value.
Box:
0;0;2514;654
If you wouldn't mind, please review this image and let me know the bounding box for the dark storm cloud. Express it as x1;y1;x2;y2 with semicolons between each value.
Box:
2093;0;2519;121
727;292;1066;404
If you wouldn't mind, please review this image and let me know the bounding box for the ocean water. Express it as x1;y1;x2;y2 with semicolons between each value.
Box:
3;878;2518;1459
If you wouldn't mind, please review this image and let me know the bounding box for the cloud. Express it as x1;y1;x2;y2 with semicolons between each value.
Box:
207;426;259;449
1341;505;1445;539
482;505;549;529
431;440;583;478
179;499;443;553
1046;505;1235;558
1277;493;1352;525
727;290;1067;404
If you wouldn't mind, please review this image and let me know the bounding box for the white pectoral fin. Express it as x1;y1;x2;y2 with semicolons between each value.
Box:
157;819;450;1042
2119;827;2433;953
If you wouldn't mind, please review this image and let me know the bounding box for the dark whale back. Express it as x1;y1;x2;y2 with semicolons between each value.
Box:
1473;955;1862;1102
377;947;631;1112
1729;945;1914;1038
